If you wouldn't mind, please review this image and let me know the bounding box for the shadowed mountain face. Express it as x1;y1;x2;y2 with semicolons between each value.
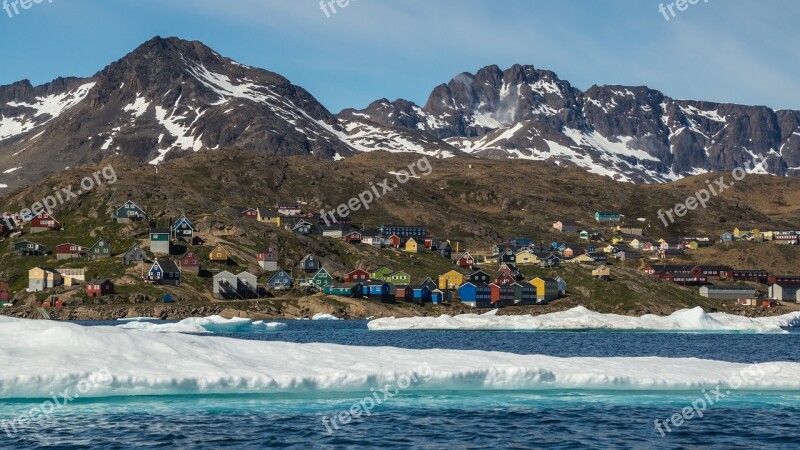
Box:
1;37;798;192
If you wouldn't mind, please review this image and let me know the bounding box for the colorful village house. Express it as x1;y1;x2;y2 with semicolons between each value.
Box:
553;221;579;233
267;269;294;290
29;211;61;233
28;267;62;292
556;277;567;295
149;228;171;255
454;251;476;269
363;280;392;302
209;244;230;263
178;251;201;274
490;283;516;307
344;269;371;283
256;208;282;226
419;277;438;292
257;246;279;271
387;271;411;285
324;282;364;298
238;207;258;219
458;282;492;308
85;279;114;297
389;234;403;248
172;215;195;242
404;237;420;253
370;267;394;281
595;212;622;223
301;254;322;273
408;285;432;304
213;271;239;299
148;259;181;286
236;272;259;298
515;250;539;265
437;242;452;259
438;270;465;290
121;243;147;265
430;289;448;304
15;241;46;256
56;243;88;261
114;200;147;223
343;230;363;244
511;282;537;305
311;268;335;290
468;270;491;284
87;238;112;260
531;277;559;303
592;266;611;280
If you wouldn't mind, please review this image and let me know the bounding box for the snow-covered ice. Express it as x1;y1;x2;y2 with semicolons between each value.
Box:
116;315;286;333
367;306;800;333
1;316;799;399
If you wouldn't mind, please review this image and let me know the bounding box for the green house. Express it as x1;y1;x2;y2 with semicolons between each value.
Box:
371;267;394;281
15;241;46;256
88;238;112;260
311;268;335;289
387;271;411;285
114;200;147;223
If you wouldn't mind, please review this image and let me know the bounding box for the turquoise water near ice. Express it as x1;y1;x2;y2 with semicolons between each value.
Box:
2;320;800;449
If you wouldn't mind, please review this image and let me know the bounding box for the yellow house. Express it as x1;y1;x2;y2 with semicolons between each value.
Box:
515;250;539;265
763;231;774;241
257;208;281;226
530;277;559;302
602;244;618;254
629;239;642;250
438;270;464;290
611;236;624;244
404;237;419;253
592;266;611;279
28;267;63;292
569;254;595;264
209;244;230;262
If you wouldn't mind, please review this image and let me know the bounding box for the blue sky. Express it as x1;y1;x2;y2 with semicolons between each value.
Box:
1;0;798;112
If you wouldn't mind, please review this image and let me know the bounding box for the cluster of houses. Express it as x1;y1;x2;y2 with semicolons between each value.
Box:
720;227;800;245
237;205;456;258
643;264;800;305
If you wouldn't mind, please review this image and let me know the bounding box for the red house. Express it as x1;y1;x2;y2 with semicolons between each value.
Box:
389;234;402;248
55;243;88;260
344;269;370;283
455;251;475;269
178;251;201;274
493;273;516;285
85;279;114;297
240;208;258;219
769;275;800;285
29;211;61;233
490;283;515;307
343;231;363;243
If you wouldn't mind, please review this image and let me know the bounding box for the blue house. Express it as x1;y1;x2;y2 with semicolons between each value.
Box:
556;277;567;296
148;259;181;286
458;282;492;308
409;285;432;304
721;232;734;243
267;269;293;290
172;215;194;241
595;212;622;222
431;289;449;304
363;280;392;302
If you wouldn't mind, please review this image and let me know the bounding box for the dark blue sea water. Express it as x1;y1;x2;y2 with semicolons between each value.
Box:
2;320;800;449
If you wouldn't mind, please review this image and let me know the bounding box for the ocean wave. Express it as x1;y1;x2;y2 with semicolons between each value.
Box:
367;307;800;333
1;316;799;399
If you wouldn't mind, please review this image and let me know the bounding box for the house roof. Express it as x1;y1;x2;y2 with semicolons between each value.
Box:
154;259;180;273
150;228;170;234
88;279;111;285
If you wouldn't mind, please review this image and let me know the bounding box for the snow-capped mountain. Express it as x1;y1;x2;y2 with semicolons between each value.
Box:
0;37;798;190
343;65;800;183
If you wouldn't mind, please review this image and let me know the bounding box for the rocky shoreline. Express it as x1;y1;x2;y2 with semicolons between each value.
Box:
0;295;795;322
